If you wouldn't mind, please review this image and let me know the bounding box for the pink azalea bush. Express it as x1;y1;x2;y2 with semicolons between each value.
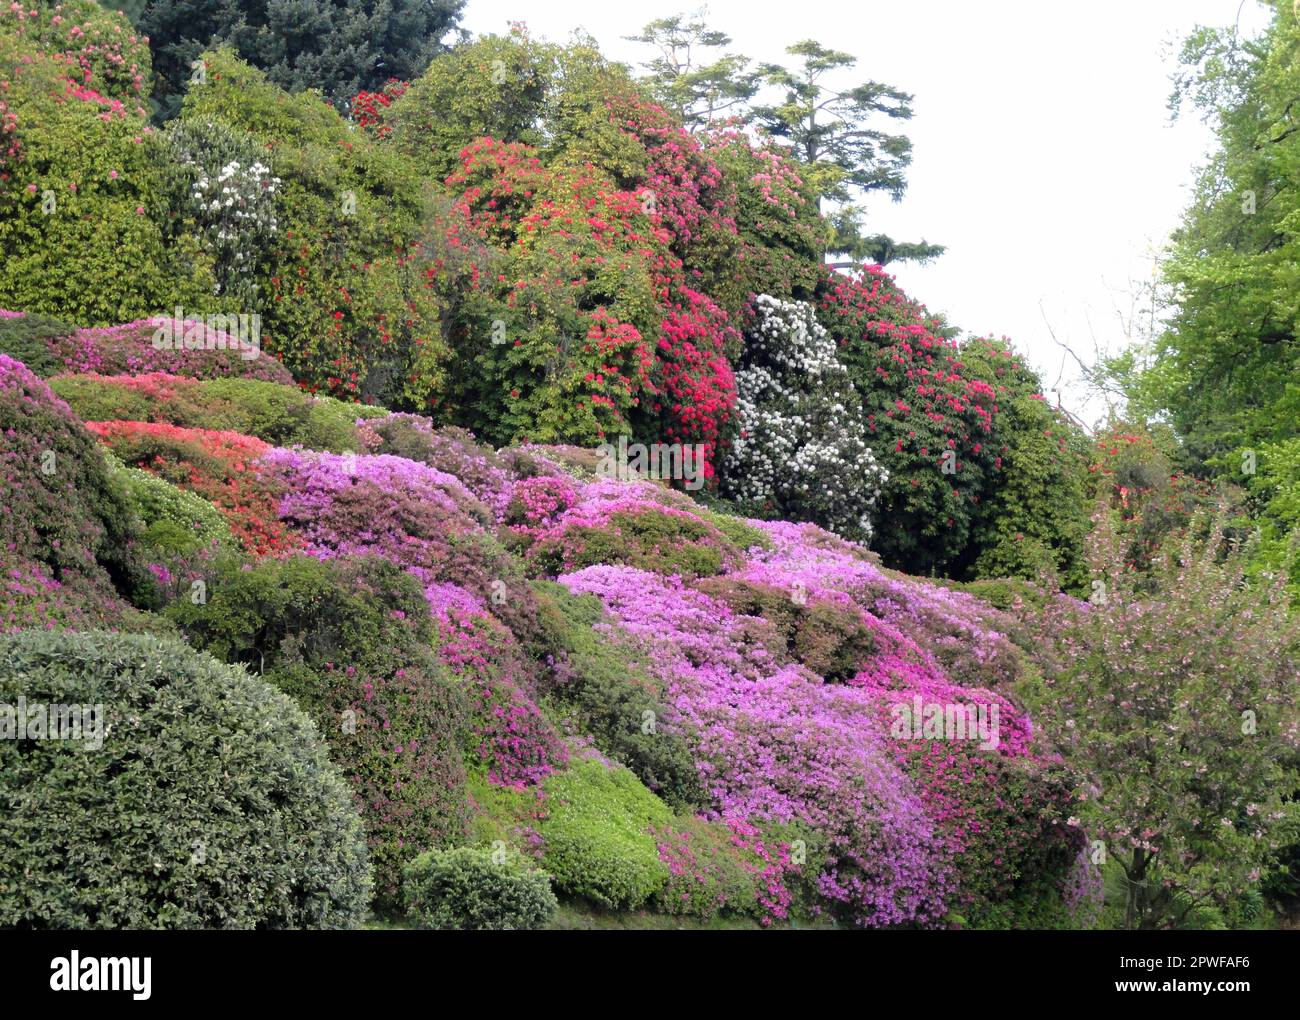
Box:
48;318;295;383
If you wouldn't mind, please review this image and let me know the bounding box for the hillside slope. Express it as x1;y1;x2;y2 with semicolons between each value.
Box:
0;313;1100;929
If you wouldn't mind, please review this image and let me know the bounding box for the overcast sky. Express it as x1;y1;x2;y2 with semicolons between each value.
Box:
460;0;1273;426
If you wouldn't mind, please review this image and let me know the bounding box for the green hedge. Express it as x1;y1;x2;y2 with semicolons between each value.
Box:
0;629;372;928
540;760;671;909
403;846;557;930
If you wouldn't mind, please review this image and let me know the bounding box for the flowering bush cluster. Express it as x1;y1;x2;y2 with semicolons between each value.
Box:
722;294;887;540
159;117;281;306
447;138;664;447
351;79;409;140
527;490;745;580
177;50;450;409
0;353;140;629
589;91;742;309
532;498;1089;927
652;816;760;919
84;419;296;556
261;446;487;571
433;606;568;789
0;22;1132;931
648;287;738;481
34;316;294;383
703;129;826;301
0;1;149;104
817;266;1001;572
1021;511;1299;928
362;415;516;517
51;372;380;452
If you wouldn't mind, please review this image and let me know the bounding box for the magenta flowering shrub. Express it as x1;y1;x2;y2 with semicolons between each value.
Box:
558;563;953;926
432;598;568;789
503;474;578;540
652;817;758;920
739;519;1023;691
262;448;490;578
0;353;143;629
551;502;1085;926
598;93;741;306
262;445;559;662
46;319;295;384
364;415;515;518
0;1;149;104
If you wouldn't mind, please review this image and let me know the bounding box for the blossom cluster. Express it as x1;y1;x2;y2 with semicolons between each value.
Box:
44;318;293;383
722;294;887;539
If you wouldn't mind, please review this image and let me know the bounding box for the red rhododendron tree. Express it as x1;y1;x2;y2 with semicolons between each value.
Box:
817;265;1000;573
350;78;409;139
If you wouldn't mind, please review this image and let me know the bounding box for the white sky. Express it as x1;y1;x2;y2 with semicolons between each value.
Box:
459;0;1274;427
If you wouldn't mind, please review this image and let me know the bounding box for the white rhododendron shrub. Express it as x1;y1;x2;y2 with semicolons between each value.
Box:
721;294;886;539
162;119;282;303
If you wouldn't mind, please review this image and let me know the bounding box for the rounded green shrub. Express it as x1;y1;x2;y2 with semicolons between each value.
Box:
0;629;373;929
111;455;233;554
402;846;557;930
540;760;671;909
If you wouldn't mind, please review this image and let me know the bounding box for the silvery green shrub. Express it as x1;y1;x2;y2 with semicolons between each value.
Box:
0;630;373;929
402;846;557;930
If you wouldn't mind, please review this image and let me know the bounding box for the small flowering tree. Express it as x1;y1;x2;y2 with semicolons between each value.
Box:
817;265;1000;574
1027;509;1300;929
350;78;409;139
160;118;281;306
721;294;886;540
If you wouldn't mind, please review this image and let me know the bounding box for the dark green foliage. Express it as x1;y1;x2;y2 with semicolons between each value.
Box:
693;576;877;683
168;555;473;910
0;312;74;377
533;582;705;809
139;0;465;119
0;629;372;928
402;845;557;930
959;336;1090;588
